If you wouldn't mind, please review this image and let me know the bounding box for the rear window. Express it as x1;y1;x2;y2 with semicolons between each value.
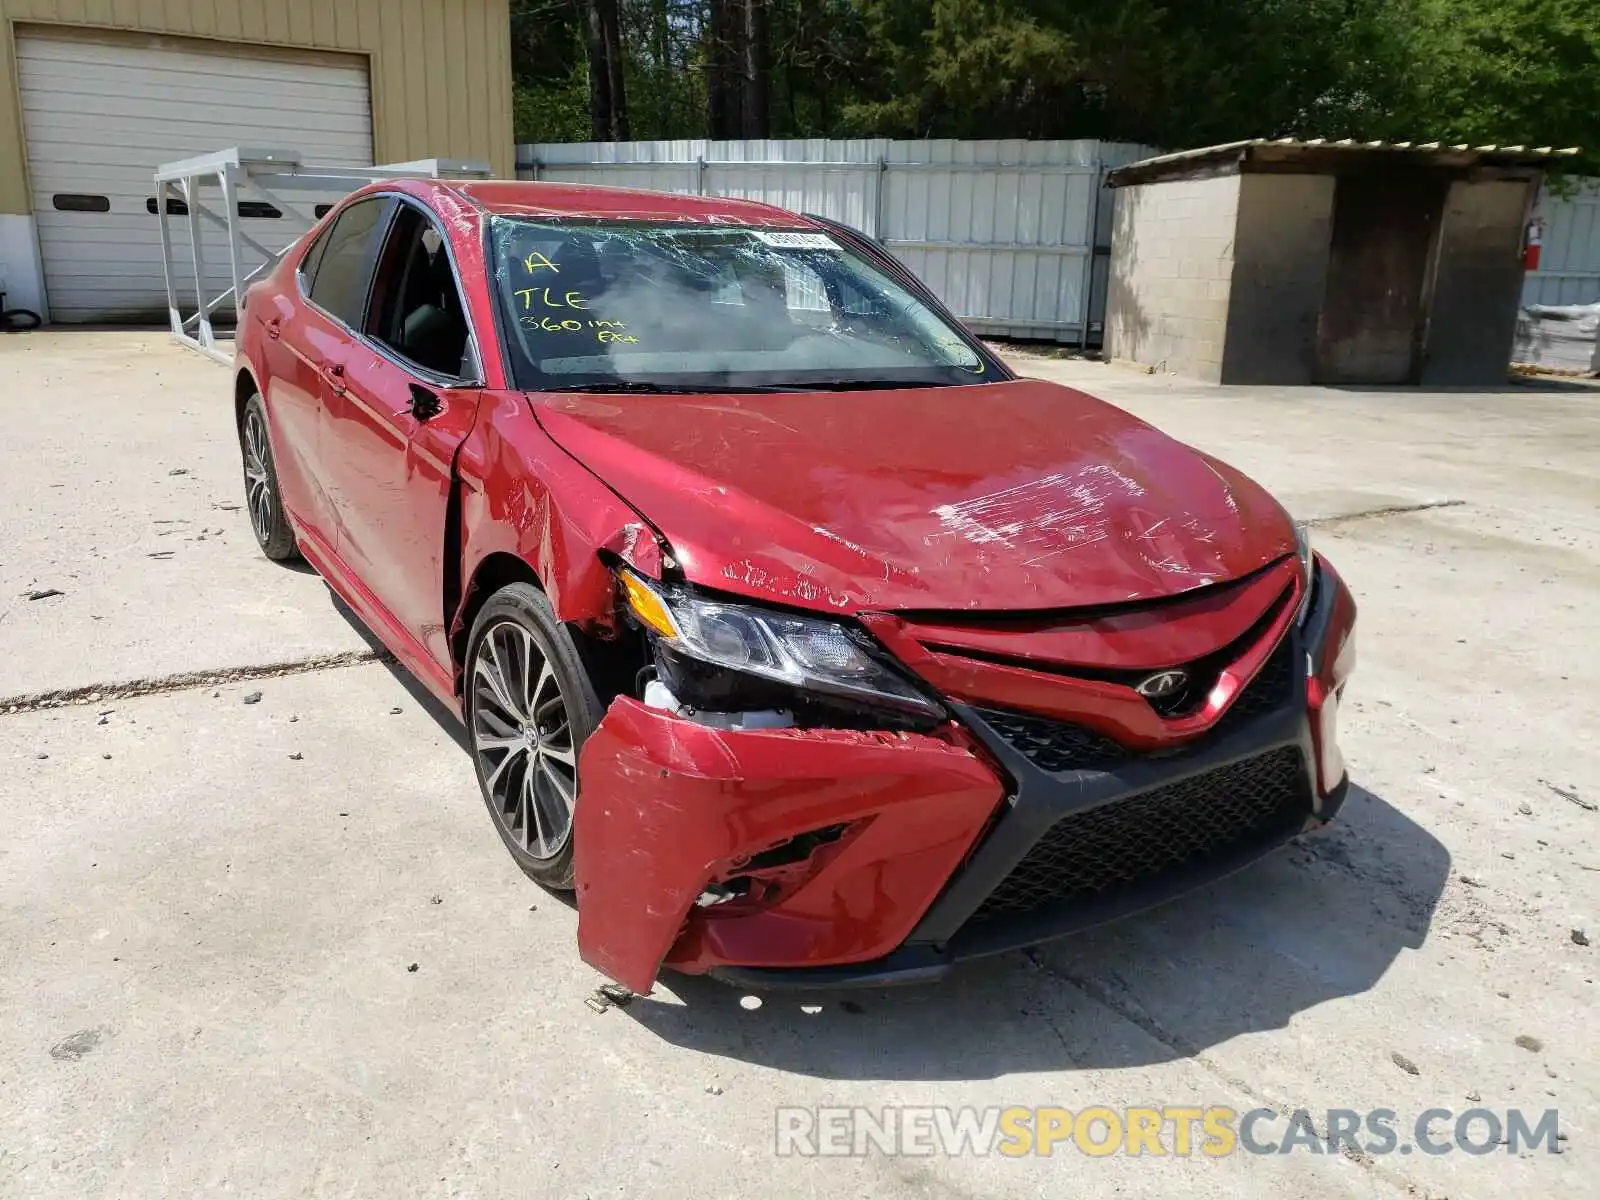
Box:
488;217;998;392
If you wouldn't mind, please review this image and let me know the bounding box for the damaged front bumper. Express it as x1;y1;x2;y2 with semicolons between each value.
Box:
572;708;1004;995
574;558;1357;994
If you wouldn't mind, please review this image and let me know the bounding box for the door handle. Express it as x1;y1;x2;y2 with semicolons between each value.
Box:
406;383;443;422
323;361;346;395
264;317;281;340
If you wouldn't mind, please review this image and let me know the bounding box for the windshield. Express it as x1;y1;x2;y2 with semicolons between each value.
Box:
487;216;1002;392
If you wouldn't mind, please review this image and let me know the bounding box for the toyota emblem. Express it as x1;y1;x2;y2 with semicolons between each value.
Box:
1136;669;1189;700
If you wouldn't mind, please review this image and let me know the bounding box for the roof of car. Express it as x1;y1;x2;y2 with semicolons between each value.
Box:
439;179;821;227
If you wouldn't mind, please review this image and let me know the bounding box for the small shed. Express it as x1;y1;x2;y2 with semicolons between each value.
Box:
1104;139;1578;385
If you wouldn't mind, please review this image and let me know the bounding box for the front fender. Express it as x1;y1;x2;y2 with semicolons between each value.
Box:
455;390;663;630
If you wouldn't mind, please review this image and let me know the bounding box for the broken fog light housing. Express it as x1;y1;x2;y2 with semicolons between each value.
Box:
617;568;944;720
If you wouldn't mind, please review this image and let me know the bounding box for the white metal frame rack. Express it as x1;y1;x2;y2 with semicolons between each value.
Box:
154;147;491;364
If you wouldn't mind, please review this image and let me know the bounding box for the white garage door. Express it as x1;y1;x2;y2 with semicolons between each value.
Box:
16;27;373;323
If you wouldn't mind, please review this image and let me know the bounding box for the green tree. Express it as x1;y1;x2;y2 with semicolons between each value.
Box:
835;0;1420;145
509;0;590;142
843;0;1080;138
507;0;1597;170
1406;0;1598;162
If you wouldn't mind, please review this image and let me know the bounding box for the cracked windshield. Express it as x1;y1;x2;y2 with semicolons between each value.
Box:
489;216;999;392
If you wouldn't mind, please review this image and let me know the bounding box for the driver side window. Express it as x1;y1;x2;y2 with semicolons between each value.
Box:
365;203;475;380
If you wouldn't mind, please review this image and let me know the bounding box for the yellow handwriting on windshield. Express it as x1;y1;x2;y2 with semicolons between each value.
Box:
513;288;592;311
520;315;585;332
523;251;559;274
538;288;590;309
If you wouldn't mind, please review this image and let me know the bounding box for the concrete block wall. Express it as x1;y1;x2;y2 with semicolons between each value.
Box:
1423;179;1535;386
1106;174;1241;381
1223;174;1336;383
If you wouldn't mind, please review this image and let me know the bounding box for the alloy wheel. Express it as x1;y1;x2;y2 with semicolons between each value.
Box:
470;619;579;860
243;408;275;544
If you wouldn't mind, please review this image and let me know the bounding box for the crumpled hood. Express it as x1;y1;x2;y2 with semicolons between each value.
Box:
533;379;1297;614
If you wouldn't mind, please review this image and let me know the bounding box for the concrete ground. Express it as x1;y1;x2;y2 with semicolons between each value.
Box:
1;330;1596;1199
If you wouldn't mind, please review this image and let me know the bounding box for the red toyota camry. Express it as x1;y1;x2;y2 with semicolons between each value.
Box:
234;179;1356;994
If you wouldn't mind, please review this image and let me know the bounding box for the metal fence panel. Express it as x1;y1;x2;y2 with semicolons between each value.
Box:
516;138;1155;343
1525;178;1600;307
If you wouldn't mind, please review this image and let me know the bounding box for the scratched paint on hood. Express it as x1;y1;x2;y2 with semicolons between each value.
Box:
931;461;1144;557
531;379;1298;614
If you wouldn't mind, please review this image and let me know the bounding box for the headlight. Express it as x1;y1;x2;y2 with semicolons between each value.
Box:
1295;522;1315;623
618;569;943;719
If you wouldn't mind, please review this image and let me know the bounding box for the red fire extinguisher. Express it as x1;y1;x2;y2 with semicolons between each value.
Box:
1524;215;1544;271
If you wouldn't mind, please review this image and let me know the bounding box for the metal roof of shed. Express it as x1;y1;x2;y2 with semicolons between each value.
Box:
1106;138;1580;186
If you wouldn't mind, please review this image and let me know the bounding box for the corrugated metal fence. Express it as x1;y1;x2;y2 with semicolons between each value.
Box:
1525;178;1600;307
516;138;1155;342
516;142;1599;337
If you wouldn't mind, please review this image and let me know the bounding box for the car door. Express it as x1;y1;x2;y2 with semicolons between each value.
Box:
272;196;394;545
254;225;332;534
317;197;485;683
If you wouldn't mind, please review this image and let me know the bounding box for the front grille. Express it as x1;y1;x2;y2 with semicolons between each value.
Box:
976;708;1130;773
972;747;1308;920
918;577;1295;721
976;633;1298;774
1212;637;1297;736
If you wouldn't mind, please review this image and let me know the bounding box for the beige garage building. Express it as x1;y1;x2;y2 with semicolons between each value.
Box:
0;0;513;323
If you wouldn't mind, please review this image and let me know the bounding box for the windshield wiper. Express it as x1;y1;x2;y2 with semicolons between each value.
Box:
541;382;713;395
539;381;795;395
764;378;960;392
538;378;971;396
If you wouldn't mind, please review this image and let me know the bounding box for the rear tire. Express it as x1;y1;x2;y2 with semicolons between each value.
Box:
465;583;604;890
240;392;300;561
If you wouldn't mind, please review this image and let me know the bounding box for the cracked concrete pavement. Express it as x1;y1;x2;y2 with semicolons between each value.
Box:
0;335;373;700
2;331;1597;1198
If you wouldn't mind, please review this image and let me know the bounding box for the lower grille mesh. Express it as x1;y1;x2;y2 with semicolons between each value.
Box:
973;747;1309;920
975;709;1129;773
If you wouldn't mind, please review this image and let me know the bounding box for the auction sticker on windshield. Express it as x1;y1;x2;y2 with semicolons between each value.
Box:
753;230;839;250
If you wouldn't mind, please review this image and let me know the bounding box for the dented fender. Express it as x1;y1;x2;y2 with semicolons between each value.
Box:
453;390;663;641
573;698;1006;995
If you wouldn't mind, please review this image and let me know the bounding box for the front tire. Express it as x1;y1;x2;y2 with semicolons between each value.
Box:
465;583;603;890
240;392;300;561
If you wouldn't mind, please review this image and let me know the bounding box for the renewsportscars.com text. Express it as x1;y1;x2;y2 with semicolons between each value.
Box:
774;1105;1563;1158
